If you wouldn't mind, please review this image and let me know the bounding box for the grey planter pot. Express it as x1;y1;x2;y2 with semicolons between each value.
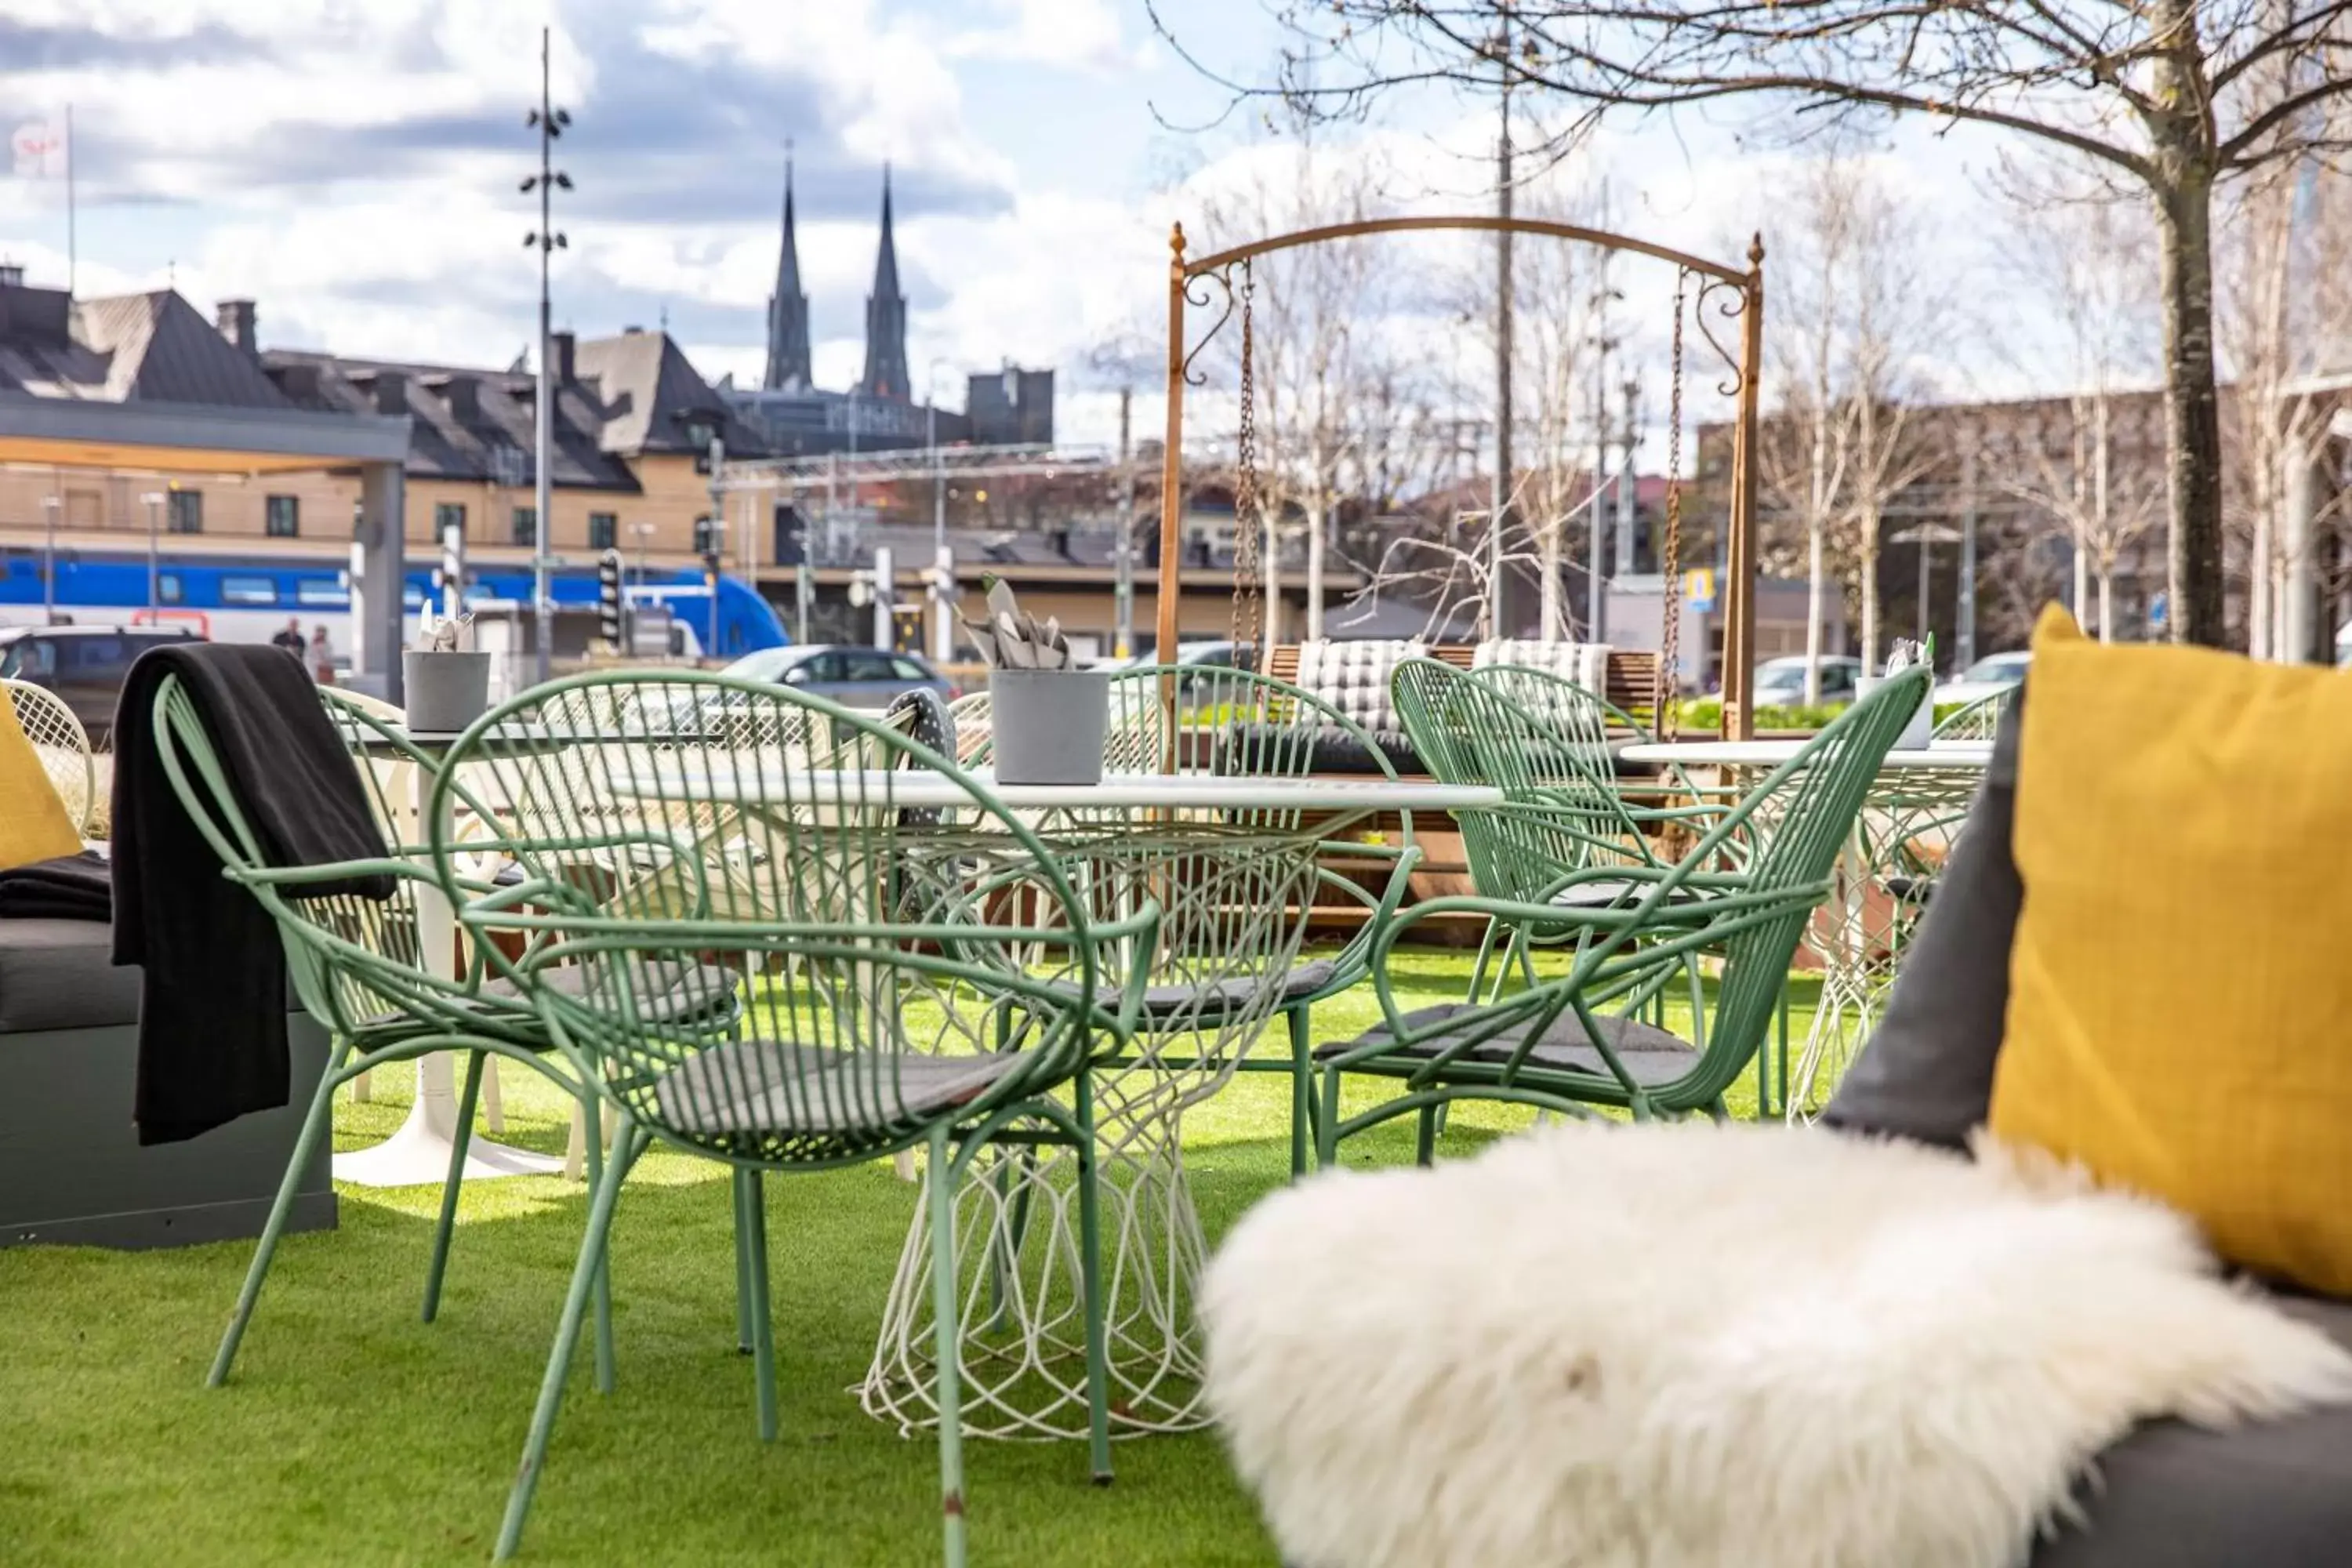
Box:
989;668;1109;785
401;651;492;734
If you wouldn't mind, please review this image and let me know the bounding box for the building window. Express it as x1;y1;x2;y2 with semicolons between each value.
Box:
166;490;203;534
264;495;299;538
587;512;617;550
511;506;537;546
434;501;467;540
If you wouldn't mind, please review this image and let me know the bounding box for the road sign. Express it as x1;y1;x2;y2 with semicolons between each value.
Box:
1683;568;1717;612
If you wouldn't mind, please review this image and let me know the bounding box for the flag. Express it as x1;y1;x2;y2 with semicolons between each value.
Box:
12;118;66;179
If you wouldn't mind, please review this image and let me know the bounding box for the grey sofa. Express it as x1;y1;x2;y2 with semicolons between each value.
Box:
1826;688;2352;1566
0;917;334;1249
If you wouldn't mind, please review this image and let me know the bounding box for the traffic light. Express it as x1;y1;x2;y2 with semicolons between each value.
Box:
597;548;624;652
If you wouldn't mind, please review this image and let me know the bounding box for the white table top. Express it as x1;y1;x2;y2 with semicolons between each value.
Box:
606;764;1502;813
1620;739;1994;770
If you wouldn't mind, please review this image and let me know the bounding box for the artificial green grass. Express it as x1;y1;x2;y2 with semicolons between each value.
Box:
0;949;1820;1566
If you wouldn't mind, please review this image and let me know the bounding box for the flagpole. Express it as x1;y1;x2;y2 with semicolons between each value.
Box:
64;103;74;297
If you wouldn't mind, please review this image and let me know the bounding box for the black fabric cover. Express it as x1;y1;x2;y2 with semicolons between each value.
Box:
1221;722;1422;778
111;644;391;1145
0;851;110;922
1820;687;2027;1149
0;917;142;1033
2031;1293;2352;1567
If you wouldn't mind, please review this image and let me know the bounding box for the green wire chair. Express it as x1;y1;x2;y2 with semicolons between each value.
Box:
150;677;654;1398
1312;666;1929;1156
423;670;1155;1566
1933;684;2020;741
1092;663;1421;1178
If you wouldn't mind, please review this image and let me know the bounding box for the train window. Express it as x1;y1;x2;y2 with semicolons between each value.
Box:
297;580;350;607
158;573;183;604
221;575;278;605
403;586;426;610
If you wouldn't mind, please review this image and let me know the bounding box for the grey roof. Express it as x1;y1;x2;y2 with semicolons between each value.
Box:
263;347;639;492
0;285;290;409
572;328;764;456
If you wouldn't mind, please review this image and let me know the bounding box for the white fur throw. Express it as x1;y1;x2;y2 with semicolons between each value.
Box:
1203;1123;2352;1568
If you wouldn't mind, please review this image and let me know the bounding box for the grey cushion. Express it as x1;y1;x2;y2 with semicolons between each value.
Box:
653;1040;1024;1135
0;918;143;1033
355;959;738;1036
1049;958;1341;1017
1821;688;2026;1149
1319;1000;1697;1086
2031;1294;2352;1566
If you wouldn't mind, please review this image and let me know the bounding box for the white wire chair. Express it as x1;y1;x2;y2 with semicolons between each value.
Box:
3;678;96;837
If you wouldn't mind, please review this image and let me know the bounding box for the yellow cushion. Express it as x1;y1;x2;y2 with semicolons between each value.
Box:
0;691;82;870
1987;605;2352;1294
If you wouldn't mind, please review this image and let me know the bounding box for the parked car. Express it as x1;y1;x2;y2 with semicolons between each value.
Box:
1752;655;1862;708
0;624;205;742
1936;651;2032;710
720;644;955;707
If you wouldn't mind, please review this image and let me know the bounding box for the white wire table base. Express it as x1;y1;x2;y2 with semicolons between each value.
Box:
863;824;1320;1439
1781;775;1983;1119
860;1087;1214;1439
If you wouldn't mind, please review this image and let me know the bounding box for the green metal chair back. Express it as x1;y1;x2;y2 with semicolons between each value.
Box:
424;670;1129;1170
1623;665;1930;1106
1933;685;2019;740
1393;657;1657;909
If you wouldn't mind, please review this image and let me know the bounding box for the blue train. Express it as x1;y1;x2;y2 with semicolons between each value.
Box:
0;546;788;659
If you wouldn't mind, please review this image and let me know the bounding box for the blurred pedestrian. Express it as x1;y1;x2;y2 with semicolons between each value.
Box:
270;617;306;657
309;624;335;685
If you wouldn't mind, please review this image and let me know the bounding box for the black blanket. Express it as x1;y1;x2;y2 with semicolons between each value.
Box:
0;850;111;920
111;644;393;1145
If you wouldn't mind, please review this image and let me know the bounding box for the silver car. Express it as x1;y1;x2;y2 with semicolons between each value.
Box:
720;644;955;708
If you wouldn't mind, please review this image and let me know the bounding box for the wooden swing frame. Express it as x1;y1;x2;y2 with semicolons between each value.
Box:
1156;216;1767;739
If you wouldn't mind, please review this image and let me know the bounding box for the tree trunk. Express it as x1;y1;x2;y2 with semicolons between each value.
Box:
1860;506;1881;677
2098;568;2115;645
2073;530;2092;630
1804;410;1829;704
2153;159;2227;645
1540;514;1563;640
1305;494;1327;641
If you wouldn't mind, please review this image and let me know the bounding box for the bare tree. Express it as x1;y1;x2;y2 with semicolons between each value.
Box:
1993;193;2166;642
1751;151;1943;691
1154;0;2352;648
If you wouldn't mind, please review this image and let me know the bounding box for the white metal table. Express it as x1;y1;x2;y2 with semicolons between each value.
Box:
1621;739;1992;1117
604;765;1499;1437
332;727;567;1188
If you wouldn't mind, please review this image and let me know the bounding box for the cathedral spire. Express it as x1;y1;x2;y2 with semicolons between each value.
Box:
763;140;811;391
860;162;910;401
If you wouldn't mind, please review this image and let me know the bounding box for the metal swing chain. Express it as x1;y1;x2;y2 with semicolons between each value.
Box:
1659;269;1687;743
1232;260;1263;655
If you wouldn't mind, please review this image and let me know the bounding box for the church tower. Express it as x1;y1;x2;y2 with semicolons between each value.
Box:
762;144;812;391
859;165;911;401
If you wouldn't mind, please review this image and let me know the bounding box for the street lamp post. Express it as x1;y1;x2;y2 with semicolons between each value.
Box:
39;495;59;624
522;24;573;686
926;358;953;663
140;492;165;615
1889;522;1964;659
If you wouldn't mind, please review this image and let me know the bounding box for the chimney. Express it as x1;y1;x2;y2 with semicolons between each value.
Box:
0;263;24;287
216;299;258;358
551;329;575;385
437;374;480;423
372;369;408;416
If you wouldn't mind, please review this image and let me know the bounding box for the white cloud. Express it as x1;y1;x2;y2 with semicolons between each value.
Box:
946;0;1135;72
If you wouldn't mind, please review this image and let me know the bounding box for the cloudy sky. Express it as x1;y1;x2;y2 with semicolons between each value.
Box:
0;0;2039;445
